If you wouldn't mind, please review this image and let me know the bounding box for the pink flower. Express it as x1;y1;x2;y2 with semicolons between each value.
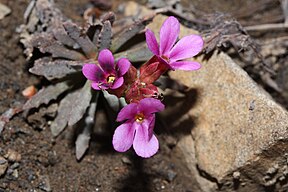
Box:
82;49;130;90
145;16;204;71
112;98;165;158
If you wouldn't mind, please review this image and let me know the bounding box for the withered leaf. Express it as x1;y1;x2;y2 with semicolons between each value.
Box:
114;43;152;62
23;81;70;110
63;21;97;59
50;81;93;136
31;33;86;60
75;97;98;160
30;58;83;80
98;20;112;50
110;15;154;52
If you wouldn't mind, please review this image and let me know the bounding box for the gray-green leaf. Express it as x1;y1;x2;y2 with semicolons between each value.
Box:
50;81;93;136
23;81;70;110
30;58;83;80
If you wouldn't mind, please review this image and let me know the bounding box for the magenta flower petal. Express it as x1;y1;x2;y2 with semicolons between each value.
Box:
117;58;131;76
169;35;203;62
91;82;109;90
82;64;105;81
111;77;124;89
138;98;165;116
169;61;201;71
133;122;159;158
159;16;180;55
113;122;135;152
117;103;138;122
98;49;115;73
143;114;155;141
145;29;159;55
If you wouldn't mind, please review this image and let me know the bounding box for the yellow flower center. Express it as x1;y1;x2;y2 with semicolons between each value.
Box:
135;113;145;123
107;75;115;84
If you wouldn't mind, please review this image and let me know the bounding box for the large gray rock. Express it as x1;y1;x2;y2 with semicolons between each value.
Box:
169;51;288;191
124;2;288;191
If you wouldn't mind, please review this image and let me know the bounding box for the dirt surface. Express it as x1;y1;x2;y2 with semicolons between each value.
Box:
0;0;287;191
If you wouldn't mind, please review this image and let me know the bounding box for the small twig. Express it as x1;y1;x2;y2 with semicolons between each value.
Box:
260;35;288;45
245;23;288;31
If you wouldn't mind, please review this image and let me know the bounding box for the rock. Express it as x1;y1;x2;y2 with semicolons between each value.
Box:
5;149;21;162
0;3;11;20
124;2;288;191
166;170;177;182
38;175;52;192
121;157;132;165
169;49;288;189
0;156;8;177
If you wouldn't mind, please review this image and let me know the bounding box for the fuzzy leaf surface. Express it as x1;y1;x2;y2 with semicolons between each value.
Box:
48;81;92;136
75;128;91;160
103;90;120;111
110;15;154;52
114;43;152;62
31;33;86;60
98;20;112;50
23;81;70;110
30;58;83;80
63;21;97;59
68;81;93;126
52;20;77;47
75;97;98;160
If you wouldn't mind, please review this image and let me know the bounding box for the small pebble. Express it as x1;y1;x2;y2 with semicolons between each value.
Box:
0;156;8;177
5;149;21;162
38;175;52;192
22;85;37;99
233;171;241;180
10;162;20;169
0;3;11;20
12;169;19;178
267;164;279;175
121;157;132;165
167;170;177;182
279;176;285;181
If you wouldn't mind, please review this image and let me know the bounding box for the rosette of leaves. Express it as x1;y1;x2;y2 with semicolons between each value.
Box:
19;0;153;160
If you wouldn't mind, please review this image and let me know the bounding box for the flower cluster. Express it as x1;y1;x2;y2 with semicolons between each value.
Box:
82;16;203;158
